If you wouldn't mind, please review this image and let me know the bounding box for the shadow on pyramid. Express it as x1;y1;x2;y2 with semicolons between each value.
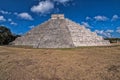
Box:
12;14;110;48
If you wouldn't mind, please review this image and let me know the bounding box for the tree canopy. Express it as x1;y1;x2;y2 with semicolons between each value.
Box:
0;26;20;45
104;38;120;43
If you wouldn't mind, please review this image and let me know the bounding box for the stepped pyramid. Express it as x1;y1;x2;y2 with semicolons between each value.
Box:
12;14;110;48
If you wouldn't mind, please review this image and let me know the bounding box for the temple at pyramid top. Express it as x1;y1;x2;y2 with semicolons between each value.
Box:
51;14;64;19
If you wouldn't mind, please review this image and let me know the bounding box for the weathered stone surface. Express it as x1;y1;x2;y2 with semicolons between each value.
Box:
12;14;110;48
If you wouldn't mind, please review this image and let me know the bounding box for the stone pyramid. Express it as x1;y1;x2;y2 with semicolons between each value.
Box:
12;14;110;48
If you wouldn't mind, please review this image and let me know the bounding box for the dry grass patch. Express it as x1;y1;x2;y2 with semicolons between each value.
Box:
0;46;120;80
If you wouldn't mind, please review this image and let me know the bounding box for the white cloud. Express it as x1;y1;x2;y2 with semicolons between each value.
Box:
10;22;17;26
81;22;91;28
18;12;33;20
31;1;54;14
116;27;120;33
111;15;119;21
0;16;6;21
116;30;120;33
105;30;114;33
95;29;113;38
8;18;17;26
29;25;35;29
0;10;11;15
8;18;12;22
86;16;92;20
31;0;72;15
13;12;18;15
54;0;70;3
94;16;108;21
95;30;104;34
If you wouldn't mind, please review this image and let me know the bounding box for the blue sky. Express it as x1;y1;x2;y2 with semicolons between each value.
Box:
0;0;120;38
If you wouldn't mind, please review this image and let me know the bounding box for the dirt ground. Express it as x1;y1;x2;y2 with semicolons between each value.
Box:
0;46;120;80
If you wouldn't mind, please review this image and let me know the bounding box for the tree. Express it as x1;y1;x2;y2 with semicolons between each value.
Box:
0;26;20;45
104;38;120;43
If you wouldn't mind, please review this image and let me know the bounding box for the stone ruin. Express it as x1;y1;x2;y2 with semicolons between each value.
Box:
51;14;64;19
12;14;110;48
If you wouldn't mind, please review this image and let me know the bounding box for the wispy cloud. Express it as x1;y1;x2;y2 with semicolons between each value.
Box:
8;18;12;22
54;0;70;3
10;22;17;26
94;16;109;21
86;16;92;20
116;27;120;33
0;10;11;15
111;15;119;21
0;16;6;21
13;12;18;15
18;12;33;20
86;15;120;22
81;22;91;28
31;1;54;14
105;29;114;33
1;10;33;21
95;29;114;38
29;25;35;29
8;18;17;26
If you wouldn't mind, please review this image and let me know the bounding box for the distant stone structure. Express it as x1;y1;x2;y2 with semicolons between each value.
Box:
12;14;110;48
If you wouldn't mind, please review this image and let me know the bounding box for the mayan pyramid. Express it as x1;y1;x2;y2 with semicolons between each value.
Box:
12;14;110;48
